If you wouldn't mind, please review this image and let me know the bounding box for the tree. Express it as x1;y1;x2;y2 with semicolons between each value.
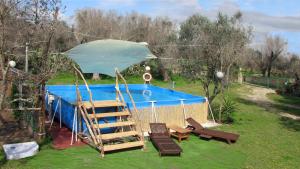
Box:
147;17;177;81
179;13;251;103
74;9;178;81
261;35;287;77
0;0;66;141
74;8;105;80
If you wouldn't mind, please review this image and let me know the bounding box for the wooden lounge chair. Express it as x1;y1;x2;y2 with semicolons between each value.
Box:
149;123;182;156
186;118;239;144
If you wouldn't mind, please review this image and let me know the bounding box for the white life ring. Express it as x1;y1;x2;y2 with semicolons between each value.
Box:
143;73;152;82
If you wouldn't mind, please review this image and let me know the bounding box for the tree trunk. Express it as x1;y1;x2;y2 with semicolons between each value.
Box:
158;60;170;82
267;65;272;78
225;64;232;85
203;84;210;102
162;69;170;82
92;73;101;80
36;82;46;142
0;66;9;111
261;68;266;77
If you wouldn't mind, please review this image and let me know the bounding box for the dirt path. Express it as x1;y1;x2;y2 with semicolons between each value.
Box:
242;84;300;120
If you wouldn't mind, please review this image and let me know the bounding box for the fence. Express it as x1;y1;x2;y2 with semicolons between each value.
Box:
244;76;291;89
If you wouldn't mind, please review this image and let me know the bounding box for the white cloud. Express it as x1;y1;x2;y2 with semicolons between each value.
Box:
242;12;300;33
95;0;300;33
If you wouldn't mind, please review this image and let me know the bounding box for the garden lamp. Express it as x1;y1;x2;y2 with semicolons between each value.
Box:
216;71;224;79
8;60;16;68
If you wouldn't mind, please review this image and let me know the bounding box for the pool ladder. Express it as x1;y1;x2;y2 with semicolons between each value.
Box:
74;66;144;157
80;100;144;157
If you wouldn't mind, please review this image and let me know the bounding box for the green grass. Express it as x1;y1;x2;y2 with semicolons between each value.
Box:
1;137;246;169
267;93;300;107
1;73;300;169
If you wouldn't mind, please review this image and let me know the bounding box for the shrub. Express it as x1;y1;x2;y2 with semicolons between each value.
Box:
221;96;237;123
211;96;237;124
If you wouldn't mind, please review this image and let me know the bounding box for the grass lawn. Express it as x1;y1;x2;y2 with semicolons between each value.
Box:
1;73;300;169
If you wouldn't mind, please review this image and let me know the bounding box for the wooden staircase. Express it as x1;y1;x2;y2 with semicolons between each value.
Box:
74;67;145;157
79;100;144;157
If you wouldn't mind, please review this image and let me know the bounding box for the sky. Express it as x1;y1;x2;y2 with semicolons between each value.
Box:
61;0;300;54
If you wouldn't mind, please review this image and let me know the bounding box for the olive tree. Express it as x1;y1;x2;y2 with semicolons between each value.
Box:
0;0;65;141
179;13;251;103
261;35;287;77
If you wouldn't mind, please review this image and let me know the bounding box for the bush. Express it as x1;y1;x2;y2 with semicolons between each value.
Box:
211;96;237;124
221;97;237;123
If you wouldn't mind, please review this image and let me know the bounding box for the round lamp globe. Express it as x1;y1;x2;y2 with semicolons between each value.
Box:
216;71;224;79
8;60;16;68
145;66;151;71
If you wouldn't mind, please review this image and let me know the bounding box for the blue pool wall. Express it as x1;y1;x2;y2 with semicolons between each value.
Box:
46;84;206;133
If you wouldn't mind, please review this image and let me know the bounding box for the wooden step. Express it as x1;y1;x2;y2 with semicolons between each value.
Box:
88;111;130;118
103;141;144;152
82;100;125;109
93;121;135;129
99;131;139;140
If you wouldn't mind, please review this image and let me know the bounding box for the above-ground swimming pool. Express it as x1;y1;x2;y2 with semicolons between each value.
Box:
46;84;208;132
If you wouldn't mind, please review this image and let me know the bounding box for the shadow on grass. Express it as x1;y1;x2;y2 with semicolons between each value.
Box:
268;93;300;106
237;97;300;116
280;117;300;131
236;97;300;131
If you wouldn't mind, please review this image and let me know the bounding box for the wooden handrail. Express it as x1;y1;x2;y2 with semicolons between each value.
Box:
73;65;103;149
115;69;145;143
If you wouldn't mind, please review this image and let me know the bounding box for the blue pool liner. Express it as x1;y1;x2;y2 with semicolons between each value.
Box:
46;84;206;133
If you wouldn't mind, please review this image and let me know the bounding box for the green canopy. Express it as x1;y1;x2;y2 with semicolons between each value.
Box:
66;39;156;77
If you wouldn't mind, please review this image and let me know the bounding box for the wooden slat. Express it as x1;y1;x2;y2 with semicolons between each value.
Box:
99;131;138;140
103;141;144;152
88;111;130;118
93;121;135;129
83;100;125;108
